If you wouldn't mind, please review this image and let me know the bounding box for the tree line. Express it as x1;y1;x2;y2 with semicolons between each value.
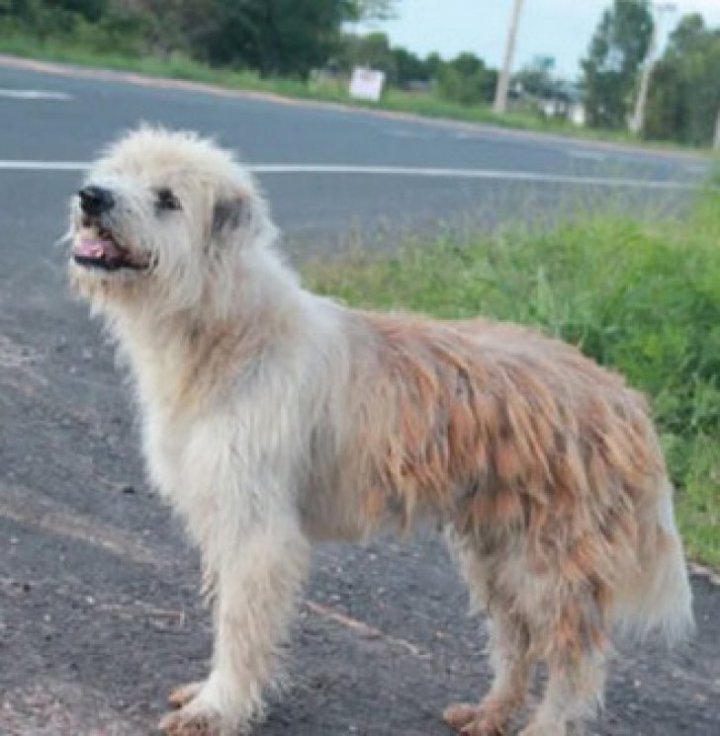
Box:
1;0;499;105
583;0;720;146
1;1;400;76
2;0;718;146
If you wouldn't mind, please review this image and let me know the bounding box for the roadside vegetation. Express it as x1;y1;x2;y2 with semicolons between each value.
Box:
0;35;632;145
1;1;719;149
0;35;641;146
304;191;720;567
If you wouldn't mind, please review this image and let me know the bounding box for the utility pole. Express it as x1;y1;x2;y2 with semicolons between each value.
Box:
493;0;526;115
630;2;677;136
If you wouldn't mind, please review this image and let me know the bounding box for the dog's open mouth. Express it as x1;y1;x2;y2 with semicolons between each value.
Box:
72;229;149;272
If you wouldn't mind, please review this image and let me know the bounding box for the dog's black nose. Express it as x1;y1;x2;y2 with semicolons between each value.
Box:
78;185;114;216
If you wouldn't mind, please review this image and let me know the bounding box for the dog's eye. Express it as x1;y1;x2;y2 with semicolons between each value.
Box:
154;187;181;212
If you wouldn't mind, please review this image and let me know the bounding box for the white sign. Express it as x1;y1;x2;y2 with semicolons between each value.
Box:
349;67;385;102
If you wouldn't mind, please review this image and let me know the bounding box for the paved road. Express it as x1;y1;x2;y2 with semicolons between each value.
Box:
0;58;718;736
0;56;711;258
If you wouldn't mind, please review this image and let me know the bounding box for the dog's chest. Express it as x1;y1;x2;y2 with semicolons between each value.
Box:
142;407;228;513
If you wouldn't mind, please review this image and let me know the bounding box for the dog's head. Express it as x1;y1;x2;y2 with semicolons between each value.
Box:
69;127;275;314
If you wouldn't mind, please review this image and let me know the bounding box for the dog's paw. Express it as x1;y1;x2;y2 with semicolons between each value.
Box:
444;703;479;731
443;702;507;736
168;681;205;709
158;705;222;736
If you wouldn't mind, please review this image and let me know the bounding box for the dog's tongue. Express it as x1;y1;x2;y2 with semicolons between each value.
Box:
73;236;123;261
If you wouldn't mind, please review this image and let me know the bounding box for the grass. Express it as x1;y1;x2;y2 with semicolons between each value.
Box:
0;30;705;153
303;192;720;568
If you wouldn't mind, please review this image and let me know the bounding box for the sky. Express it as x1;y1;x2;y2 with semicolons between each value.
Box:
359;0;720;78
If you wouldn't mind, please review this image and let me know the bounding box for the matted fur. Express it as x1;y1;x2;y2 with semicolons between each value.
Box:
68;127;693;736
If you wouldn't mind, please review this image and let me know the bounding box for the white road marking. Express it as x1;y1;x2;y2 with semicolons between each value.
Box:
251;165;700;190
0;161;86;171
0;161;87;171
0;160;701;190
0;88;72;100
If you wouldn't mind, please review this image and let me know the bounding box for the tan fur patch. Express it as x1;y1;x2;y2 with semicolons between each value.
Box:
343;314;663;592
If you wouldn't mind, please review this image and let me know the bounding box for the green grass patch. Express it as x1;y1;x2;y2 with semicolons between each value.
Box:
304;194;720;568
0;31;707;153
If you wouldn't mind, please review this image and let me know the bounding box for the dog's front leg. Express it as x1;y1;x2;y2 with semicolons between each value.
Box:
160;516;311;736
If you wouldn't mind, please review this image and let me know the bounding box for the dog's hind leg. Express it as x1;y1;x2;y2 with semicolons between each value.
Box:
520;651;605;736
444;611;532;736
444;533;533;735
520;601;607;736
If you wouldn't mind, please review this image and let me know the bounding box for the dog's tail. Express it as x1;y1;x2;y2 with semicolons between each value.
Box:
612;479;694;644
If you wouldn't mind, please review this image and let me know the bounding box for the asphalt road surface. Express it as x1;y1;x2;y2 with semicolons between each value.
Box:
0;56;718;736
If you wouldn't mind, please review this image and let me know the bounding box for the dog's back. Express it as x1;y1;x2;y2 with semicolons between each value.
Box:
326;310;692;734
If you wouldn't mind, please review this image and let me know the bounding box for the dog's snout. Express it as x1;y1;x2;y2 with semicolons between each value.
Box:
78;185;114;216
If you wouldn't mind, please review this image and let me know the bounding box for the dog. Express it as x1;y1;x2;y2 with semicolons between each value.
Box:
68;127;693;736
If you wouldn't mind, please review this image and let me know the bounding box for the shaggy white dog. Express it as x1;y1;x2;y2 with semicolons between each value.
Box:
69;128;693;736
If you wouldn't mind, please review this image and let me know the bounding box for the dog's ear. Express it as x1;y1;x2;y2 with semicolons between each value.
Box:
212;196;245;238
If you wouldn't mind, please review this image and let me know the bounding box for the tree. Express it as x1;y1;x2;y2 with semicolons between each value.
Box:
4;0;106;35
513;56;556;99
334;32;431;87
184;0;352;77
0;0;33;20
392;46;431;85
644;14;720;145
45;0;107;23
437;52;497;106
5;1;401;80
337;31;394;76
582;0;654;129
345;0;397;21
425;52;443;79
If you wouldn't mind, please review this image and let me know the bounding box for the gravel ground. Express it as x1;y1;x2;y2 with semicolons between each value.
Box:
0;231;718;736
